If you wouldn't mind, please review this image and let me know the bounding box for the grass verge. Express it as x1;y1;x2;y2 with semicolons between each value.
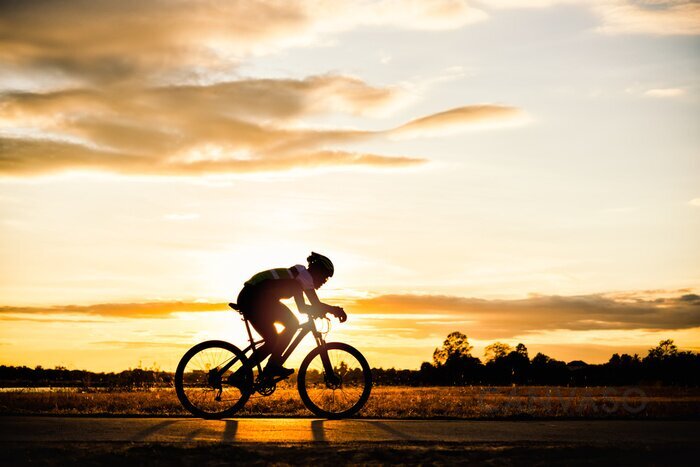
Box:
1;386;699;419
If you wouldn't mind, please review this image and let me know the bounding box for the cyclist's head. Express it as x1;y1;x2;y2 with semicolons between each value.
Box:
307;252;334;289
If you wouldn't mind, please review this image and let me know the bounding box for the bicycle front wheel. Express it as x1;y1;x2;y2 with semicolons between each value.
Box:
297;342;372;418
175;340;253;419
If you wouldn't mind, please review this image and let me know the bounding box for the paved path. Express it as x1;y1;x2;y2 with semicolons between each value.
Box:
1;417;698;444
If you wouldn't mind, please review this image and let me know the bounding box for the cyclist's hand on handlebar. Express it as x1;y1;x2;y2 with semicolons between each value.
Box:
331;306;347;323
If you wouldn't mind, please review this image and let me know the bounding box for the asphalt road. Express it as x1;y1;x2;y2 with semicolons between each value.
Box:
1;417;698;444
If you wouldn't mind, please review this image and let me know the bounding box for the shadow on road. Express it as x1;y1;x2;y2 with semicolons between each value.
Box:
310;419;413;442
222;420;238;442
185;428;203;442
131;420;179;441
364;421;414;441
311;420;325;442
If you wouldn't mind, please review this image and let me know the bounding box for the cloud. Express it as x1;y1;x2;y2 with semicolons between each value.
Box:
4;0;695;90
644;88;685;98
478;0;578;9
0;316;107;324
689;198;700;207
348;291;700;338
0;301;228;319
0;78;521;176
3;291;699;341
0;0;695;96
0;2;527;177
482;1;700;36
0;0;486;84
593;1;700;36
0;75;401;123
391;105;525;138
0;136;427;176
365;0;488;30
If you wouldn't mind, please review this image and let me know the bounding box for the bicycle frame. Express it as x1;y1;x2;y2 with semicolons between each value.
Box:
219;314;333;377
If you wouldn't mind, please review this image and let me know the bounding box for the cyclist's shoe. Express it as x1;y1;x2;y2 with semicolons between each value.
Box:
264;363;294;380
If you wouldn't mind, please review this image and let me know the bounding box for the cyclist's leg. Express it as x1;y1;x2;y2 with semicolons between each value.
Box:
237;286;276;366
266;301;299;368
248;301;298;368
246;309;278;366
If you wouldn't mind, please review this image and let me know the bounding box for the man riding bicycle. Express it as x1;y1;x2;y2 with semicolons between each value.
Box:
235;252;347;379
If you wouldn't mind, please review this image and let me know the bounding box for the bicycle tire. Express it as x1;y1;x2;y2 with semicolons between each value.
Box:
175;340;253;419
297;342;372;418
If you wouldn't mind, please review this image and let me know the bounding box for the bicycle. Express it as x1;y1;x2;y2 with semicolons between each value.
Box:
175;302;372;419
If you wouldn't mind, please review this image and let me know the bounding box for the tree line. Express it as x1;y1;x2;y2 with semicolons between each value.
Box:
0;365;172;389
372;332;700;387
1;333;698;387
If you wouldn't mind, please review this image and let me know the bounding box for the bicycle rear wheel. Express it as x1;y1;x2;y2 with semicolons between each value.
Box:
297;342;372;418
175;340;253;419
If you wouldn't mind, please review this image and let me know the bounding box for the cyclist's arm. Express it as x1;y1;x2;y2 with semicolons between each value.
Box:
303;288;345;320
293;289;312;314
289;279;333;315
303;288;329;311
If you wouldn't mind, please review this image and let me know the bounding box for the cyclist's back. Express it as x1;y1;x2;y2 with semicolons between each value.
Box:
240;265;314;305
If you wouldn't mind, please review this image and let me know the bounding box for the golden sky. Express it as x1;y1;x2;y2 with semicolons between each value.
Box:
1;0;699;371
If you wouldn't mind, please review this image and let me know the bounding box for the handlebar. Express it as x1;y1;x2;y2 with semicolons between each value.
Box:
302;306;346;323
301;308;328;320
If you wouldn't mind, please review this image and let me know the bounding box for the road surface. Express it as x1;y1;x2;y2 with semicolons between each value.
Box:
1;417;698;444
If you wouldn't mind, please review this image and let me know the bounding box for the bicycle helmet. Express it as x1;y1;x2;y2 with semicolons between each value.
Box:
307;252;334;277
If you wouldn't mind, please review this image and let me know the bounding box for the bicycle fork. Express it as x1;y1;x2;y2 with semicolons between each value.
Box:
314;332;341;387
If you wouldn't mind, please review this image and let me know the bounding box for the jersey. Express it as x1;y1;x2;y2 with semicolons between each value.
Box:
243;264;314;300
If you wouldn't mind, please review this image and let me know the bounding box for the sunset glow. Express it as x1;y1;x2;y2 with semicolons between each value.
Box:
1;0;699;371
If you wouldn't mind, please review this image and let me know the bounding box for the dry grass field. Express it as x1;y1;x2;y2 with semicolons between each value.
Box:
2;386;699;419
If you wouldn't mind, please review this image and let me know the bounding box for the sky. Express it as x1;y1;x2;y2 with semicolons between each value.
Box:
1;0;699;371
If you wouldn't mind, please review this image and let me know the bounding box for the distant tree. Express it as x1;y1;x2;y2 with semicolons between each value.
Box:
642;339;700;385
484;342;512;362
608;353;621;365
531;352;550;366
602;353;642;385
529;352;568;385
419;361;437;384
646;339;678;360
433;331;473;366
483;342;529;385
515;343;529;359
427;332;484;385
507;344;530;384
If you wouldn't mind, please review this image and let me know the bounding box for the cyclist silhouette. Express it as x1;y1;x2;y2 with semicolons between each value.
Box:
235;252;346;379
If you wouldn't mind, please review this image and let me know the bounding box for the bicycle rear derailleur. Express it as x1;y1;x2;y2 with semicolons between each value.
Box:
208;369;224;401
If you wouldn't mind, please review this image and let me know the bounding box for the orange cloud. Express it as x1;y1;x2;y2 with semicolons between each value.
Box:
391;105;525;137
0;0;486;84
594;1;700;36
481;1;700;36
348;292;700;338
0;137;425;176
0;1;524;177
3;292;699;340
0;301;228;319
0;78;522;176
